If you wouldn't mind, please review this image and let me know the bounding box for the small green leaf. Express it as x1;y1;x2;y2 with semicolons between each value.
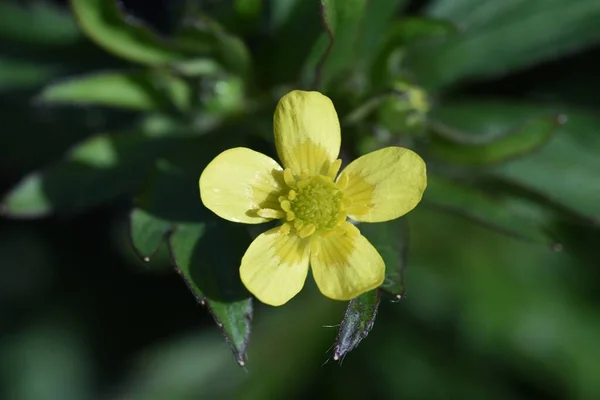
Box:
37;71;192;111
333;289;381;362
129;208;172;262
360;218;409;298
70;0;190;65
169;222;252;366
1;132;182;218
429;114;564;164
424;175;554;244
0;173;52;219
408;0;600;90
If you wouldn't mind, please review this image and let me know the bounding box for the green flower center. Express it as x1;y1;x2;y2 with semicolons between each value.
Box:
278;171;347;238
292;176;343;229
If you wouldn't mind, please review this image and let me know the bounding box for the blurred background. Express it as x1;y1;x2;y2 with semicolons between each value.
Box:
1;0;600;399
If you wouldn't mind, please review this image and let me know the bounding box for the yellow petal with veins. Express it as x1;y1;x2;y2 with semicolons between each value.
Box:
273;90;341;176
240;228;310;306
199;147;285;224
340;146;427;222
310;233;385;300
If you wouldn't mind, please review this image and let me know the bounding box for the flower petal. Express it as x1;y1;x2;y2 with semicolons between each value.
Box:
240;228;310;306
274;90;341;176
311;233;385;300
340;146;427;222
199;147;286;224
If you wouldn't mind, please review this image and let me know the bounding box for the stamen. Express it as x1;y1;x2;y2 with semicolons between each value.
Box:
283;168;296;188
280;200;291;212
327;159;342;179
297;179;309;189
298;224;316;238
288;190;297;200
286;211;295;221
336;173;349;189
257;208;285;219
279;223;291;235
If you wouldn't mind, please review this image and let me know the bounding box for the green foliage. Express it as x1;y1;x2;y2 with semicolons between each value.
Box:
408;0;600;90
2;1;600;392
70;0;189;65
37;71;193;111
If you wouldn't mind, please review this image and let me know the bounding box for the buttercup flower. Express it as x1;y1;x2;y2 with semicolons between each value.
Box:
199;90;427;306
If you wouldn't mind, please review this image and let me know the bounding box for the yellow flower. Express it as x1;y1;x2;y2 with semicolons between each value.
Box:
199;90;427;306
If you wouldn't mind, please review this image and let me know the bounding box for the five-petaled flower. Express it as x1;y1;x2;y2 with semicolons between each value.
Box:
199;90;427;306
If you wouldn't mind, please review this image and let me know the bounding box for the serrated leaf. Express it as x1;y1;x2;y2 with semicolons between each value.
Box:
408;0;600;89
424;175;554;244
333;289;381;362
169;222;252;366
1;132;182;218
360;218;408;298
37;71;192;111
432;101;600;222
70;0;191;65
429;114;563;165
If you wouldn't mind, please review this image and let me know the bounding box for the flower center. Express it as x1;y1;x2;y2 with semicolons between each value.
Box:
278;169;347;238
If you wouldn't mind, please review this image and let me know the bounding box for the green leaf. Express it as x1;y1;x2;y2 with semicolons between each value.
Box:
357;0;405;69
408;0;600;89
169;222;253;366
1;131;182;218
0;58;61;91
304;0;367;89
360;218;409;298
0;2;80;46
423;175;554;244
129;208;172;262
70;0;191;65
432;101;600;221
176;15;251;76
333;289;381;362
37;71;192;111
371;17;458;89
429;114;564;164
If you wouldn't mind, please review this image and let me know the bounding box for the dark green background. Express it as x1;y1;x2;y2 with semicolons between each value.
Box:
1;0;600;399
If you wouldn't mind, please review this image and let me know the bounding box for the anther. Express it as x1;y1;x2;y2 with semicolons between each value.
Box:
327;159;342;179
283;168;296;188
280;200;291;212
279;223;291;235
336;173;349;189
286;211;295;221
298;223;316;238
297;179;309;189
288;190;297;200
257;209;285;219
